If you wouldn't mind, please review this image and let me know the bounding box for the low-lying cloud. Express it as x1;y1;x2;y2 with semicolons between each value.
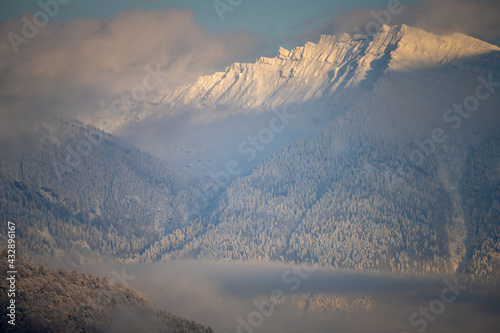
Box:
81;260;500;333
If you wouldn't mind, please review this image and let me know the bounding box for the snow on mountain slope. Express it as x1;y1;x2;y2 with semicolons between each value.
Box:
151;24;499;111
117;25;500;176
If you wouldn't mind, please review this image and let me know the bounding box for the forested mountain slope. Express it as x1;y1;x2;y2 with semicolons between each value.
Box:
131;109;450;273
462;136;500;284
130;107;499;281
0;119;190;266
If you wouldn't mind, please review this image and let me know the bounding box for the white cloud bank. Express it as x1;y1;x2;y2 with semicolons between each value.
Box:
0;8;261;150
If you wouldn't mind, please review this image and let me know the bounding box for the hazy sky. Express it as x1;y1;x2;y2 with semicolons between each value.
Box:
0;0;395;36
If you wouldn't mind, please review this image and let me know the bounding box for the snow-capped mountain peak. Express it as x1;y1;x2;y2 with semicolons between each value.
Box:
119;25;499;177
151;24;499;113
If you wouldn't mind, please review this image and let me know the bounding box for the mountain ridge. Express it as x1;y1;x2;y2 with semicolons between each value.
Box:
146;24;500;113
